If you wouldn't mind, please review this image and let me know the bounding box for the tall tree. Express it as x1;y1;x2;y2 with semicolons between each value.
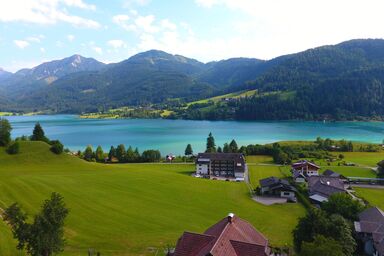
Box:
0;118;12;146
108;146;116;161
321;193;365;221
116;144;126;163
185;144;193;156
229;139;238;153
95;146;104;162
83;145;93;161
4;192;69;256
31;123;48;142
223;143;230;153
217;146;223;153
205;132;216;153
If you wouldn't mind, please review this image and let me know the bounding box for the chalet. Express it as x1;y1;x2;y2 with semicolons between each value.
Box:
355;207;384;256
196;153;246;179
171;213;271;256
307;176;346;204
291;160;320;182
259;176;296;199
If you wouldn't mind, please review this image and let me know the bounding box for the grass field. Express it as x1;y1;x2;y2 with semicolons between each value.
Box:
0;142;305;255
319;166;377;178
186;89;257;106
354;188;384;209
246;155;274;164
248;165;283;189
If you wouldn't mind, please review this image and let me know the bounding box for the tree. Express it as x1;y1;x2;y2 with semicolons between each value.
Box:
0;118;12;146
50;140;63;154
4;192;69;256
338;154;344;160
217;146;223;153
141;149;161;162
300;235;344;256
223;143;230;153
126;146;140;162
205;132;216;153
31;123;48;142
7;141;20;154
229;139;238;153
95;146;104;162
83;145;94;161
116;144;126;162
108;146;116;161
321;193;365;221
185;144;193;156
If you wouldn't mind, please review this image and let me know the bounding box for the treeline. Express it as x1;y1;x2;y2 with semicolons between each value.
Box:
79;144;161;163
0;119;64;155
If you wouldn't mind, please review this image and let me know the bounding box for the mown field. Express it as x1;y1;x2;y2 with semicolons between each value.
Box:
354;187;384;209
0;142;305;255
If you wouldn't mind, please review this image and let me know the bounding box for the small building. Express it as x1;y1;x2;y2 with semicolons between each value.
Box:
259;176;296;199
196;153;246;179
291;160;320;182
171;213;271;256
322;169;347;181
354;207;384;256
307;176;346;204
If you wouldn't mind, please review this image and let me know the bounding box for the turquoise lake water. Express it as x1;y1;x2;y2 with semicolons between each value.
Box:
4;115;384;155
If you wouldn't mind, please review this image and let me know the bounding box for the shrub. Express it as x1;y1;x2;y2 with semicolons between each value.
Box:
6;141;20;154
50;140;64;155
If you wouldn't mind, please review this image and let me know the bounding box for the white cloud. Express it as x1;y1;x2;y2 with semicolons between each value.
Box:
134;15;158;33
123;0;151;8
192;0;384;60
67;34;75;42
92;46;103;55
107;40;127;49
161;19;177;31
112;14;136;31
0;0;100;29
26;36;41;43
14;40;30;49
40;47;46;53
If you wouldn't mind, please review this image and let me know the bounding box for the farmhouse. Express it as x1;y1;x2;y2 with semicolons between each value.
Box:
307;176;347;204
171;213;271;256
355;207;384;256
195;153;246;179
323;169;347;180
259;176;296;199
291;160;320;182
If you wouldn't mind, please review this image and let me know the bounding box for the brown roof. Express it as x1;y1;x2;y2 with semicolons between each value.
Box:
173;214;269;256
291;160;320;170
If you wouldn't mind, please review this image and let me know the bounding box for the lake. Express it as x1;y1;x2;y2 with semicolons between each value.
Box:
3;115;384;155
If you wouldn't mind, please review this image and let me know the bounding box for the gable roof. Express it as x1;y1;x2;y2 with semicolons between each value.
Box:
356;207;384;256
259;176;296;192
307;176;346;198
291;160;320;170
173;214;269;256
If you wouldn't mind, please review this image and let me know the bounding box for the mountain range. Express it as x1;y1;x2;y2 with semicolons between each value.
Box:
1;38;384;120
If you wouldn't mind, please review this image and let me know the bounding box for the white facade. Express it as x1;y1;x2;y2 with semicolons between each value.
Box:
280;191;295;198
196;163;209;175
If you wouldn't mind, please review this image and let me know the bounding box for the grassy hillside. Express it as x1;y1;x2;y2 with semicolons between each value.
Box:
0;142;305;255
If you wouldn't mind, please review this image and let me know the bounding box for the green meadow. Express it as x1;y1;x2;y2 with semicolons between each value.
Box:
0;142;305;255
354;187;384;209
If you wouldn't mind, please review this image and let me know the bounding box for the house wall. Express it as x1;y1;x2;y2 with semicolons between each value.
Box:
261;186;269;194
307;170;319;176
235;172;244;178
280;191;295;198
295;177;306;183
196;164;209;175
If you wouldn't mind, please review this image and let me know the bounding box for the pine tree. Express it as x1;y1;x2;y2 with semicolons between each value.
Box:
116;144;126;163
185;144;193;156
229;139;238;153
31;123;48;142
0;118;12;146
108;146;116;161
83;145;93;161
223;143;230;153
217;146;223;153
205;132;216;153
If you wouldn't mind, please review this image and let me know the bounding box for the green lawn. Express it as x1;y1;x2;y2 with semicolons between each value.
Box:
248;165;283;189
354;188;384;209
0;142;305;255
341;152;384;167
319;166;377;178
246;155;274;164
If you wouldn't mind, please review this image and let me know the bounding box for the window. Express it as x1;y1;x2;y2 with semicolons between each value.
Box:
284;192;290;196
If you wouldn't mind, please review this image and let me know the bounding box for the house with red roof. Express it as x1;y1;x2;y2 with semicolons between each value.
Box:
291;160;320;183
170;213;271;256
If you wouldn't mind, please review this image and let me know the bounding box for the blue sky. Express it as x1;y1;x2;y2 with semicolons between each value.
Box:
1;0;384;72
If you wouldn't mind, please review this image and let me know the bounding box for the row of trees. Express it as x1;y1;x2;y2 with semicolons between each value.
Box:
204;132;240;154
81;144;161;163
293;193;366;255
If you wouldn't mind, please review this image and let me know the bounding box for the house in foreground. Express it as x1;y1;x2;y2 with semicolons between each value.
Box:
259;176;296;199
196;153;246;180
355;207;384;256
291;160;320;183
171;213;271;256
307;176;347;204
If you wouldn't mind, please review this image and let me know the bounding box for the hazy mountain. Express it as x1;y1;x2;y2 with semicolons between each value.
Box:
0;55;106;98
0;68;12;81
